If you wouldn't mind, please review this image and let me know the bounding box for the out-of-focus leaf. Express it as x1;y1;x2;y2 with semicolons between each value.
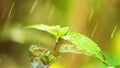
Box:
28;24;69;41
29;45;59;65
62;32;107;64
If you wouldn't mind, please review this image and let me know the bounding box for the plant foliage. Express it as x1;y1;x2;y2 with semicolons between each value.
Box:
28;24;108;66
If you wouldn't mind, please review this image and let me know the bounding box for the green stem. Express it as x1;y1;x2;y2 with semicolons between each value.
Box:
53;38;60;51
53;42;58;51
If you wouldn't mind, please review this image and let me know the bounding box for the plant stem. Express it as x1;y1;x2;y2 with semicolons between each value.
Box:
53;42;58;51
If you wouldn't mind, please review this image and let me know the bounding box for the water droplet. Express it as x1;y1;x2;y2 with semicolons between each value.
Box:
91;22;99;38
7;1;15;18
30;0;38;14
111;25;117;38
1;9;7;21
88;8;95;22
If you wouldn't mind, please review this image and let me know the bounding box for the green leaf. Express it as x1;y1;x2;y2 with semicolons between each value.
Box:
59;43;84;55
28;24;69;41
61;32;107;64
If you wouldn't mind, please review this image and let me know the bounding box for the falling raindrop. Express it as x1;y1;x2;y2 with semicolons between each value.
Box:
48;6;55;21
88;8;95;22
91;22;99;38
7;1;15;18
1;9;7;21
30;0;38;14
111;25;117;38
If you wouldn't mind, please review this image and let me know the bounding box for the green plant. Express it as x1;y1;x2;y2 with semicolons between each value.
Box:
28;24;108;68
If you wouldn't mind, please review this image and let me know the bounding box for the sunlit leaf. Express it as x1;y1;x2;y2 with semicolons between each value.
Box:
28;24;69;41
62;32;107;64
59;43;83;55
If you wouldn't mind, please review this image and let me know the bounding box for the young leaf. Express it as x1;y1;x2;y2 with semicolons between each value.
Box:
59;43;84;55
62;32;107;64
28;24;69;41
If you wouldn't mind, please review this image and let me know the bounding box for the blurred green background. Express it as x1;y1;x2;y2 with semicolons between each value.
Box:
0;0;120;68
